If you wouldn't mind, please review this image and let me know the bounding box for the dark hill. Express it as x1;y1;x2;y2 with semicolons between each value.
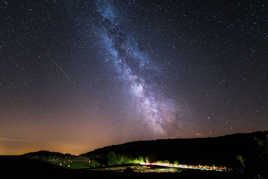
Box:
82;131;268;177
23;150;70;157
22;150;74;160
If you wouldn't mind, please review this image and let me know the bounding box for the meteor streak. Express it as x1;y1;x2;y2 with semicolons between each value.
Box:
50;59;75;85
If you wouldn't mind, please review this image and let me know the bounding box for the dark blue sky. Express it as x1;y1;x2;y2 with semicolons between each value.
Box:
0;0;267;154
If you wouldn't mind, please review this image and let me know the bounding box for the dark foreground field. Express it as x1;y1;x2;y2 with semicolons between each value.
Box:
0;156;236;179
1;131;267;179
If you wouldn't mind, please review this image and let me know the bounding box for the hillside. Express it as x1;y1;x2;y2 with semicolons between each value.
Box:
15;131;268;178
82;131;268;177
23;150;73;158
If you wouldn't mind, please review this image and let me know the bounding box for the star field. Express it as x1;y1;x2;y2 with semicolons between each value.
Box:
0;0;267;155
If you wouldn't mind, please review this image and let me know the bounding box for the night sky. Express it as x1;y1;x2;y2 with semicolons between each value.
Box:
0;0;268;155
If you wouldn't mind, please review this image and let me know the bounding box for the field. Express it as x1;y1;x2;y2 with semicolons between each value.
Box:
1;131;267;178
0;156;235;179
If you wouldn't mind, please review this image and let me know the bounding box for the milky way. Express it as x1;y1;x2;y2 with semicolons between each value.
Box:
95;0;177;135
0;0;267;155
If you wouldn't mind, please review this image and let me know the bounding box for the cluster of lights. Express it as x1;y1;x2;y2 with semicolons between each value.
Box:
139;162;231;172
